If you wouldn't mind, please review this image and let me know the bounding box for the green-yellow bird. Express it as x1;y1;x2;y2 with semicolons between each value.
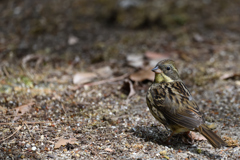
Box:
146;59;226;148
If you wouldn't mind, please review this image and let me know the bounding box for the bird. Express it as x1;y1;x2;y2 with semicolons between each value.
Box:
146;59;226;148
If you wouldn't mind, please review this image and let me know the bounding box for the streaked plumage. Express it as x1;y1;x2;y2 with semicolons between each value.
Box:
146;59;226;148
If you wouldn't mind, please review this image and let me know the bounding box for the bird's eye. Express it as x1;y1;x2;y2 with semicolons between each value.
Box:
166;66;171;70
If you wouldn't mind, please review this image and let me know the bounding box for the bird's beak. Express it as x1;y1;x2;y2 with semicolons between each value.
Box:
152;66;162;74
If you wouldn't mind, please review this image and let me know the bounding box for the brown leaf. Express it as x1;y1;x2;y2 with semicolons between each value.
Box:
69;74;128;90
15;103;34;115
13;102;35;121
73;72;97;85
220;72;240;80
126;54;144;68
95;66;113;78
145;51;170;60
54;137;77;149
105;148;114;152
190;132;207;141
130;67;154;82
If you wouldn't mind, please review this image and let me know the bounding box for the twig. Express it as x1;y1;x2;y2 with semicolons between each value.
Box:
61;103;67;115
0;125;23;142
0;121;85;125
1;65;11;78
24;122;33;138
0;121;52;125
69;73;129;90
22;54;43;69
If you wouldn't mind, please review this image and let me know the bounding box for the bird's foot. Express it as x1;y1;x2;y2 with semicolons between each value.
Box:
181;131;194;144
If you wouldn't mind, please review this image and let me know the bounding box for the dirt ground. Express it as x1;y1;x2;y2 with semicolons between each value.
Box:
0;0;240;159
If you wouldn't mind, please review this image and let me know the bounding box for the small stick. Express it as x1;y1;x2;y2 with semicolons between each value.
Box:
0;121;52;125
0;121;84;125
0;125;23;142
24;122;33;138
61;103;67;115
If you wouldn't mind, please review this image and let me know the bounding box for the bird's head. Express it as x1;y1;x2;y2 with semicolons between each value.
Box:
152;59;181;83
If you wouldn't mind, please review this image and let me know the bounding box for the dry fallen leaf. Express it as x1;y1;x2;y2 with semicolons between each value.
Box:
0;106;7;114
15;103;34;115
105;148;114;152
73;72;97;85
95;66;113;78
126;54;144;68
235;81;240;86
130;66;154;82
145;51;170;60
13;102;35;121
54;137;77;149
189;131;207;141
220;72;240;80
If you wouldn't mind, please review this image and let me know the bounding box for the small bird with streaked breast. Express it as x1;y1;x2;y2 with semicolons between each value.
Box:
146;59;226;148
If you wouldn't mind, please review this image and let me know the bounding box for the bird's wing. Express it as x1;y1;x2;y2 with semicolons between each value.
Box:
150;82;203;130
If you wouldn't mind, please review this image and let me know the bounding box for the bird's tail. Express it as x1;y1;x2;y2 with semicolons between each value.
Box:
197;124;226;148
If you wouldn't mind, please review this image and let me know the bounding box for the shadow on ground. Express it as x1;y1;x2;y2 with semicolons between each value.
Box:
131;125;224;159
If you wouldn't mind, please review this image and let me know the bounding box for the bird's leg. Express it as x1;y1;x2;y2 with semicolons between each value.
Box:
165;131;175;145
186;131;194;142
182;131;194;144
164;125;170;132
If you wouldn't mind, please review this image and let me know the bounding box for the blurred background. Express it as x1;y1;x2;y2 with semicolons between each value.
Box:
1;0;240;64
